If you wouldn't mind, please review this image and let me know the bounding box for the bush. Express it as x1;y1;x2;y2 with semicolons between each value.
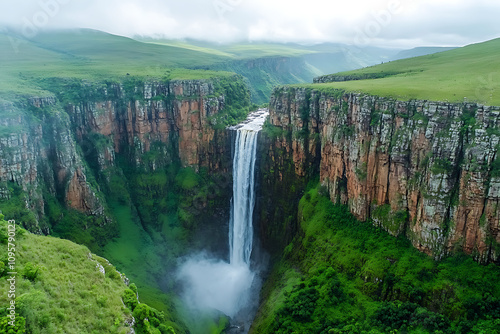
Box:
0;315;26;334
122;289;138;311
373;302;449;332
133;304;166;334
285;285;319;321
22;262;39;281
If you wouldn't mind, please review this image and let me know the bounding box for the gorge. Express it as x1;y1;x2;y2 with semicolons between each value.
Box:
0;33;499;334
177;110;268;332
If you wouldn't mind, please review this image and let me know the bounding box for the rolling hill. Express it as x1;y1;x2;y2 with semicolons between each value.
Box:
0;28;402;103
311;38;500;105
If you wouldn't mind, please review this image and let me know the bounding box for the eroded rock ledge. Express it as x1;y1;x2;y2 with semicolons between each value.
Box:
261;86;500;263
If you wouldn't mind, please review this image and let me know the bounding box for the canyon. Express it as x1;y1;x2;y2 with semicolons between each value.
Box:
259;86;500;263
1;73;500;333
2;76;500;262
0;77;242;237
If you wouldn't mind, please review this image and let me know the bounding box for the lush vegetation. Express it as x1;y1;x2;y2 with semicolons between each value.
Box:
0;30;234;98
251;185;500;333
0;29;397;103
0;215;177;334
99;159;233;333
307;38;500;105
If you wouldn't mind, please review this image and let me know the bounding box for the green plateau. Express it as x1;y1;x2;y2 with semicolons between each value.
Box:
0;28;398;103
308;38;500;105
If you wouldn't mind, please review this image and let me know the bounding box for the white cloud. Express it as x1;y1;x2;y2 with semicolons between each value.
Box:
0;0;499;48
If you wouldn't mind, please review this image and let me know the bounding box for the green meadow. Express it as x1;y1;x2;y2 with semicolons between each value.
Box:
0;30;234;97
307;38;500;105
0;217;132;333
0;29;396;103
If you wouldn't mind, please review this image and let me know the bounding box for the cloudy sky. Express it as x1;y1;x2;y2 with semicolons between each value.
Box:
0;0;499;48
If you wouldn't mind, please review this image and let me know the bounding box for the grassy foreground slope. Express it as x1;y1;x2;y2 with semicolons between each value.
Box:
251;185;500;334
311;38;500;105
0;216;180;334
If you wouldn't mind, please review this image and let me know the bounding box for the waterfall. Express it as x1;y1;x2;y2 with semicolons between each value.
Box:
229;109;268;266
229;130;258;265
177;109;268;322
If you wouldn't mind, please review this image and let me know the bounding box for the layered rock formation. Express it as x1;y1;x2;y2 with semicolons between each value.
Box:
66;80;230;171
260;86;500;263
0;76;247;233
0;97;103;233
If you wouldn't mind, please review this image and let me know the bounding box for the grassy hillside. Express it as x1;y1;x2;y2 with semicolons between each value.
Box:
390;46;457;60
0;29;234;97
310;38;500;105
0;216;180;334
251;185;500;334
143;39;317;59
1;30;323;103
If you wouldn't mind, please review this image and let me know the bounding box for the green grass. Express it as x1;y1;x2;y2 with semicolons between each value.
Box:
139;39;318;59
1;29;315;98
251;185;500;334
0;29;399;103
217;43;316;58
0;215;181;334
0;29;234;97
0;217;132;333
308;38;500;105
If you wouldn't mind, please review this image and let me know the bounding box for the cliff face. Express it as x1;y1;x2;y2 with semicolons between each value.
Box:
67;80;229;171
261;86;500;262
0;97;104;233
0;76;245;235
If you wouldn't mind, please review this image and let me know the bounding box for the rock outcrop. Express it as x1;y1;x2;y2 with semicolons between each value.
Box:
0;75;247;233
260;86;500;263
66;80;230;171
0;97;104;233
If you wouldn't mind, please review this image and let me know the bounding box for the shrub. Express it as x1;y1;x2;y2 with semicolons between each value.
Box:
0;315;26;334
122;289;138;311
22;262;39;281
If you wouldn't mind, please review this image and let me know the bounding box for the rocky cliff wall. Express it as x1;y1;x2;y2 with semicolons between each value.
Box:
0;97;104;233
260;86;500;263
0;76;247;235
66;79;231;172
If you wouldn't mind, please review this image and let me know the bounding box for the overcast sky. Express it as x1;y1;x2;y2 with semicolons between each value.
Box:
0;0;499;48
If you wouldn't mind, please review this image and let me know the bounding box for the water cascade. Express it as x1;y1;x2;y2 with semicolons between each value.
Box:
178;109;269;323
229;110;268;266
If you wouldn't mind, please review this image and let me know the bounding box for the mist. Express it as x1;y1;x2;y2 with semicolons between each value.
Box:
177;253;255;318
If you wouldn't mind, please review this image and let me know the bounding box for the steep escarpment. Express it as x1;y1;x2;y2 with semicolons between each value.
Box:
0;97;105;235
0;75;249;248
259;86;500;263
64;79;236;171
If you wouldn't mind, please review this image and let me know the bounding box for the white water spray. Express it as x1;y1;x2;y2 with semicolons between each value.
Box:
178;109;268;320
